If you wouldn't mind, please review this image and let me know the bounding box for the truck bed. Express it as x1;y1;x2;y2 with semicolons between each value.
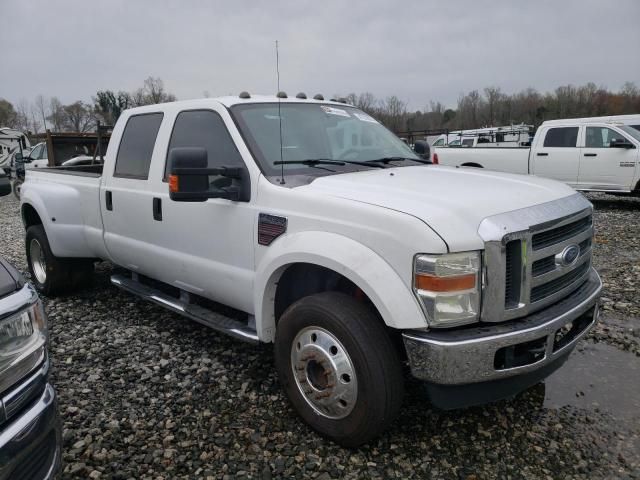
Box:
33;164;104;177
22;166;108;260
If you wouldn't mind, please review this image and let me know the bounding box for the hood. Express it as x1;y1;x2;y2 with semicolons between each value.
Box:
299;165;577;251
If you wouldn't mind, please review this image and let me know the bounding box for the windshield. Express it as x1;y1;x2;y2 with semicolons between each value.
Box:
620;125;640;143
231;103;419;176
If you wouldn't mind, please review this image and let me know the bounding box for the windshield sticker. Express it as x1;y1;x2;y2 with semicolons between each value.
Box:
321;106;350;117
353;112;378;123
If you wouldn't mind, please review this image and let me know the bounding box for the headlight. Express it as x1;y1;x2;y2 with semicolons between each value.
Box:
0;299;47;394
413;251;481;327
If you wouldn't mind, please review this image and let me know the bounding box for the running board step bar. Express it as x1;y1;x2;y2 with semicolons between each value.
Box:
111;274;259;344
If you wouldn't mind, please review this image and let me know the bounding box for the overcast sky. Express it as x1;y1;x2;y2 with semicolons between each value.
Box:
2;0;639;110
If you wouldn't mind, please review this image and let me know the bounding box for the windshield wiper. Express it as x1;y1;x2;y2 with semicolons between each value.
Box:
274;159;386;169
367;156;431;165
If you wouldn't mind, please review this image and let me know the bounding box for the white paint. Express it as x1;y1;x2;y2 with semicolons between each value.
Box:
21;96;584;342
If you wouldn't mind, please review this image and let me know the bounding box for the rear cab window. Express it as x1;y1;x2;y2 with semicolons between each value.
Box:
114;113;164;179
543;127;579;148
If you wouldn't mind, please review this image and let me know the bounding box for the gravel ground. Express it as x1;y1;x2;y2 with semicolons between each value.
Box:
0;192;639;480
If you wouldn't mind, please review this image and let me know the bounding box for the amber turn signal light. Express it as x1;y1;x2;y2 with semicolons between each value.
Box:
415;273;476;292
168;175;179;193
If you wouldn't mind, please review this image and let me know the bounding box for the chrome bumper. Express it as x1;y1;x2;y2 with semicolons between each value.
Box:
403;268;602;387
0;361;61;480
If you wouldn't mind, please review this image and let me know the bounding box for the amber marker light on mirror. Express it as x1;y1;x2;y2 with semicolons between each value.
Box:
169;175;179;193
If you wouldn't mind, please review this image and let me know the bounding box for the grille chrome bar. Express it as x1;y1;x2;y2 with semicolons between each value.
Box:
529;227;593;261
531;252;591;288
478;193;594;323
531;215;592;250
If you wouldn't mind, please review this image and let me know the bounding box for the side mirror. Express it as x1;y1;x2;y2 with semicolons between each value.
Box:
14;152;23;162
168;147;249;202
610;138;635;149
0;175;10;197
413;140;431;161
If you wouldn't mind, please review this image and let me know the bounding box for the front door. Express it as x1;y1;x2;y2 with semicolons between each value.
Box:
531;126;580;185
146;106;256;314
579;125;637;191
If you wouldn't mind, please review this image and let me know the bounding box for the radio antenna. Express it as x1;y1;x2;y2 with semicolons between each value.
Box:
276;40;285;185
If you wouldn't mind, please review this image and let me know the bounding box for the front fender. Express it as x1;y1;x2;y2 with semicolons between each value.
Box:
254;231;427;342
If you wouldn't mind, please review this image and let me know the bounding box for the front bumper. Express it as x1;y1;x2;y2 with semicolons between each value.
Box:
0;360;62;480
402;268;602;408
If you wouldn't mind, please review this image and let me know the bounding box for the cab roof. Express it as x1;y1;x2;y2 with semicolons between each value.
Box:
124;95;354;116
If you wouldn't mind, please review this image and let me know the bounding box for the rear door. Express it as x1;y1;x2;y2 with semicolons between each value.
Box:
578;125;637;191
530;126;580;185
101;111;165;274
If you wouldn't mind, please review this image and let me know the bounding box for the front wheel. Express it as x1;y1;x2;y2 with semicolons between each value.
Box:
275;292;404;447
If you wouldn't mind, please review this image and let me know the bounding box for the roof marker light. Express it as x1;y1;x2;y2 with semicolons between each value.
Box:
239;91;251;99
296;92;307;99
313;94;324;100
277;91;288;98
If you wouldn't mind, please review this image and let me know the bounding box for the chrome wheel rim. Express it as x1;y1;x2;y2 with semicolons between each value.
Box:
30;239;47;284
291;326;358;419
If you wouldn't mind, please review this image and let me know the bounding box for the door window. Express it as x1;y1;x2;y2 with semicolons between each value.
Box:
114;113;163;179
164;110;243;179
585;127;627;148
543;127;578;148
29;144;42;159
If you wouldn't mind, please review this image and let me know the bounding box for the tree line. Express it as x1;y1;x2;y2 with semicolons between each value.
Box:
343;82;640;133
1;80;639;136
0;77;175;135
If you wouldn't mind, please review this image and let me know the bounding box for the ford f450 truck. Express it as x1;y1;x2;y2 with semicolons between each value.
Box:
435;117;640;195
19;94;601;446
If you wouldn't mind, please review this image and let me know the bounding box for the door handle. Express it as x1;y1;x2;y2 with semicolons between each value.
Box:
105;191;113;211
153;197;162;221
584;153;597;157
536;152;548;157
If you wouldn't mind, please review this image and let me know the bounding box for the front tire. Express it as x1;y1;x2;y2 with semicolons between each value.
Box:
275;292;404;447
26;225;94;296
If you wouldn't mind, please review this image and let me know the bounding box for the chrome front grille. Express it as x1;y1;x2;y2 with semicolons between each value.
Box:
530;262;589;303
531;215;592;250
479;193;594;323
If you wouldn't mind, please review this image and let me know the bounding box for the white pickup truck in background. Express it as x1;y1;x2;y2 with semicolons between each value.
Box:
436;117;640;194
19;94;601;446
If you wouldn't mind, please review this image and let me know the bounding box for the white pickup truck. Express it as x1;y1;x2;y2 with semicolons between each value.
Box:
20;94;602;446
435;118;640;194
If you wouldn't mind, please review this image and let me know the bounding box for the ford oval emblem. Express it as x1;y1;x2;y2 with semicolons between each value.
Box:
556;244;580;267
